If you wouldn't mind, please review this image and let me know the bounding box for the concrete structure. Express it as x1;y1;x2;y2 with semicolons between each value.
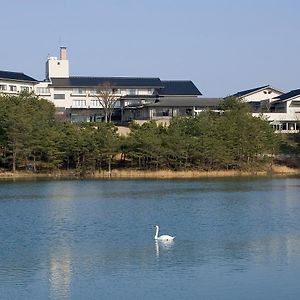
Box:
233;85;300;133
2;47;299;132
36;47;215;123
0;47;222;123
0;70;37;94
45;47;69;80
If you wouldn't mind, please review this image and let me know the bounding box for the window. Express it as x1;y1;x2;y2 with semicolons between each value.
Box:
54;94;65;99
72;88;86;95
89;88;97;95
0;85;7;91
138;89;151;95
21;86;30;92
290;101;300;107
263;90;272;94
72;99;86;108
154;108;171;117
36;87;50;94
186;108;192;115
128;89;137;95
9;85;17;92
90;99;101;107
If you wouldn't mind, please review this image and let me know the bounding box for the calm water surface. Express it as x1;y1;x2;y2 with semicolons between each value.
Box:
1;177;300;299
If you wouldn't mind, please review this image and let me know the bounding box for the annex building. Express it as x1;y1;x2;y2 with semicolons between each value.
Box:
232;85;300;133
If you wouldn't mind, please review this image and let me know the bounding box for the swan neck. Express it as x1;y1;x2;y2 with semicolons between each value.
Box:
154;226;159;239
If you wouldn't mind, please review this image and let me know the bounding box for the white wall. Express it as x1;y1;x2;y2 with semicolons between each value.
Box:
242;88;282;102
0;79;35;94
253;99;300;122
35;86;155;109
46;57;69;79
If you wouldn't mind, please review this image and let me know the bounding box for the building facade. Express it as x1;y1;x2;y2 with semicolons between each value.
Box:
0;70;37;94
5;47;299;131
0;47;223;123
36;47;211;123
233;85;300;133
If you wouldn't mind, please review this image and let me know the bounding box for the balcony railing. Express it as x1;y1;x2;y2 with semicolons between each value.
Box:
274;129;299;134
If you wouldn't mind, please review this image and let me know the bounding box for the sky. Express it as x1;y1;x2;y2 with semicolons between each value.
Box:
1;0;300;96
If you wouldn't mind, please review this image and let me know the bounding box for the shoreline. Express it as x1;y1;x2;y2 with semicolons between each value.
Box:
0;165;299;180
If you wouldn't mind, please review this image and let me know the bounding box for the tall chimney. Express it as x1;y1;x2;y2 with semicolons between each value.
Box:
60;47;67;60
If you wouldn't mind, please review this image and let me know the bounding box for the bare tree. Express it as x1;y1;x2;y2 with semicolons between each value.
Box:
261;99;271;112
95;82;120;123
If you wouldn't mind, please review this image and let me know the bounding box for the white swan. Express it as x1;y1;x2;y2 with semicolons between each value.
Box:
154;225;175;241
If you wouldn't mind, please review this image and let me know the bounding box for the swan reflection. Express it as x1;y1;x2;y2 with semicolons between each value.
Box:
155;239;175;257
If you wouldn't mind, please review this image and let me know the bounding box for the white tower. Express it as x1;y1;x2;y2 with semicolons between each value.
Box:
46;47;69;80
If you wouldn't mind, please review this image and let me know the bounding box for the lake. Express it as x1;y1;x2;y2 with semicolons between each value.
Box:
0;177;300;299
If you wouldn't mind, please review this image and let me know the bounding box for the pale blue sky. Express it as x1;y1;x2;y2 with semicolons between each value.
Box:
1;0;299;96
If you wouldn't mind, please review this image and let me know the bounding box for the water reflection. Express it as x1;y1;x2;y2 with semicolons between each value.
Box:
46;184;75;300
155;240;175;258
1;178;300;299
48;247;72;300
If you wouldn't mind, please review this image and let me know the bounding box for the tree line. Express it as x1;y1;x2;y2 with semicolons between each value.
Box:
0;92;284;174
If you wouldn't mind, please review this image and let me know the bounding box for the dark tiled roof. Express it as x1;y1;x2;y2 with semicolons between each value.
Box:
0;70;37;82
232;85;270;97
273;89;300;101
146;97;223;108
50;77;163;88
159;80;202;96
